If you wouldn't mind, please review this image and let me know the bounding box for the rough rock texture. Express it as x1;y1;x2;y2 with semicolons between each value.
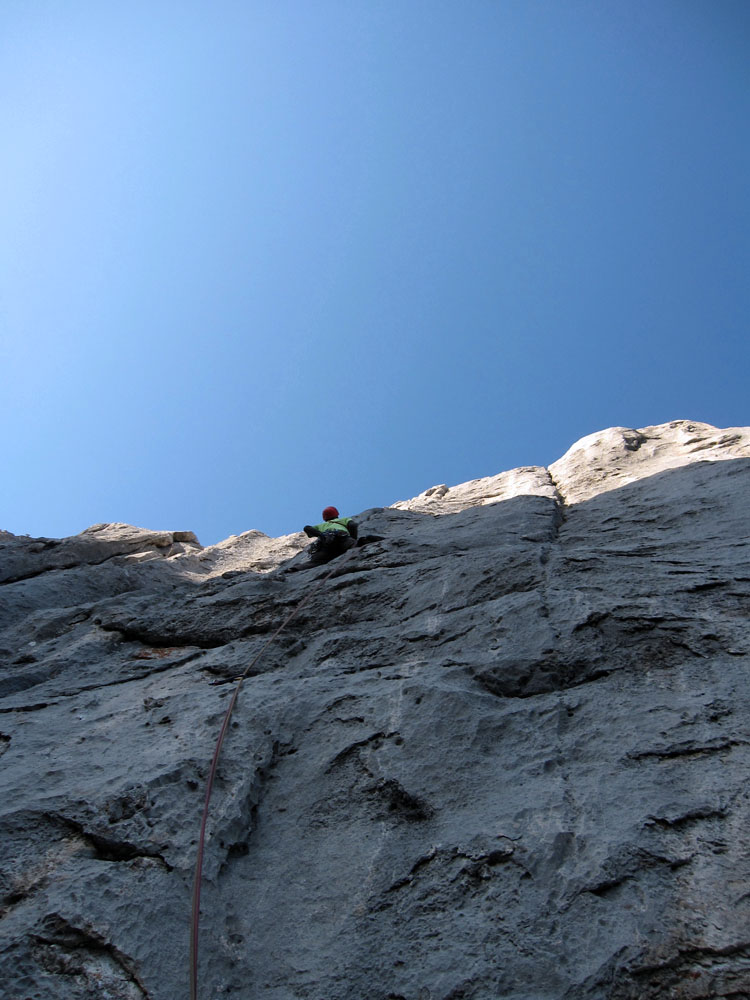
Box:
1;419;749;1000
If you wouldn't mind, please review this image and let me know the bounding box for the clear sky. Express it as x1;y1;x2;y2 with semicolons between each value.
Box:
2;1;748;545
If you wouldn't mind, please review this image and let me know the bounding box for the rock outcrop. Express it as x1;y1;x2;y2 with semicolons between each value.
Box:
1;419;749;1000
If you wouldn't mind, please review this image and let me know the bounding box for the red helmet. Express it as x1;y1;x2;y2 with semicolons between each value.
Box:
322;506;339;521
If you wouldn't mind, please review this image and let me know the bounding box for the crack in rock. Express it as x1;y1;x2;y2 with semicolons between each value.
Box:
30;912;151;999
46;812;173;871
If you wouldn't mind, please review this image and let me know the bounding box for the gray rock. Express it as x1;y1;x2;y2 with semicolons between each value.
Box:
1;420;749;1000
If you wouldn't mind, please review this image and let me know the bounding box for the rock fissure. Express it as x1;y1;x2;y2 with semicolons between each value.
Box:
646;806;729;829
101;624;227;650
627;738;749;762
46;812;173;870
30;913;152;999
0;649;204;707
632;941;750;977
545;468;569;536
0;699;55;714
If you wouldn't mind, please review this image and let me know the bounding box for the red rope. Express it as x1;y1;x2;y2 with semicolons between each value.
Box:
189;548;356;1000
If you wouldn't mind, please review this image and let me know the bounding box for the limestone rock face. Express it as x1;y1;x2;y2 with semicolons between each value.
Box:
549;420;750;505
1;419;749;1000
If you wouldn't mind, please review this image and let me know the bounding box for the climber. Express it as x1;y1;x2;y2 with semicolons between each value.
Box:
303;506;358;565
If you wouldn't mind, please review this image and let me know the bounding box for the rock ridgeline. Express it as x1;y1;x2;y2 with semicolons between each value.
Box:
1;419;749;1000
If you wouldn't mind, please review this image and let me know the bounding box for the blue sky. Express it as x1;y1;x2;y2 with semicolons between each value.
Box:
2;1;748;545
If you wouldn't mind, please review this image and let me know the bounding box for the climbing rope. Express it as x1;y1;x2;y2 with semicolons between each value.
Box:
189;547;357;1000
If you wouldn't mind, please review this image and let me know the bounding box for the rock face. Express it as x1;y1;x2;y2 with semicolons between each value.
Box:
1;419;749;1000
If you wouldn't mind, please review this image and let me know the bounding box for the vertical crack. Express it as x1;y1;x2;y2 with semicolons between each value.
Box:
546;468;568;541
536;469;568;643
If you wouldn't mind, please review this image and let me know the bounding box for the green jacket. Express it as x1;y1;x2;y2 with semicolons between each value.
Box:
315;517;355;535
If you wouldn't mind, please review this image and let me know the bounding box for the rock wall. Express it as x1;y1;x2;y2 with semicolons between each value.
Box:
1;420;749;1000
